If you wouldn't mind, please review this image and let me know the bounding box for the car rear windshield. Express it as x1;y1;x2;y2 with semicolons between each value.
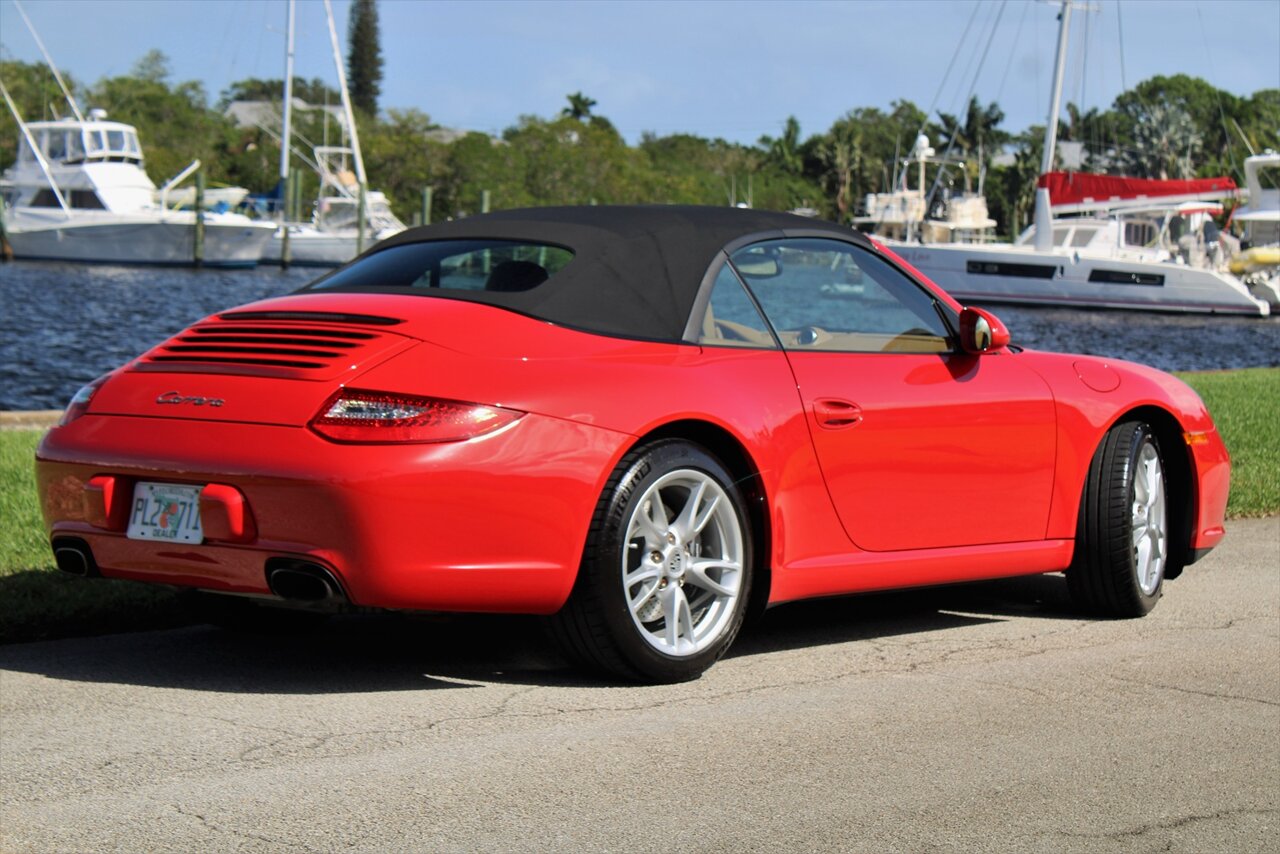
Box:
307;240;575;294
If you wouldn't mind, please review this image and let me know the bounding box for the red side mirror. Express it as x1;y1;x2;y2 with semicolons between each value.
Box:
959;306;1011;354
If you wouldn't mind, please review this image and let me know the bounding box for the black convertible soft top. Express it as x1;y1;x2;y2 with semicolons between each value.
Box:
313;205;871;341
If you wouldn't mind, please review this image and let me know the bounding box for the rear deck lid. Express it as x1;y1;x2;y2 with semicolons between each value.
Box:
89;308;419;426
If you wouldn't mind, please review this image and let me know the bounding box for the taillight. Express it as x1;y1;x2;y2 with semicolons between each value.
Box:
309;389;524;444
58;375;110;427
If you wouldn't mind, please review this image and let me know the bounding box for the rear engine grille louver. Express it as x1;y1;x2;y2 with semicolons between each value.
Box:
135;311;408;379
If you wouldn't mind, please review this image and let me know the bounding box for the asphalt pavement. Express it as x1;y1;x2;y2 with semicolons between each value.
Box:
2;517;1277;853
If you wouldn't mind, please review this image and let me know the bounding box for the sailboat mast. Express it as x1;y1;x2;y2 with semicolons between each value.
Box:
1040;1;1073;176
279;0;296;223
1033;1;1073;251
12;0;84;122
323;0;367;187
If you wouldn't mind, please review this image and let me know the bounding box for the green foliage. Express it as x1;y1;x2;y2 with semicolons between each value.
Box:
809;101;930;222
217;76;342;110
4;50;1279;235
759;116;804;175
363;109;451;220
985;127;1044;237
936;96;1009;172
346;0;383;116
1118;100;1202;180
130;49;171;84
0;59;83;172
562;92;598;122
1240;90;1280;155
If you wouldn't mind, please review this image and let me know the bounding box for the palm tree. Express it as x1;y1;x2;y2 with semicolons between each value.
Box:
818;123;862;221
1120;102;1202;179
759;116;803;175
562;92;597;122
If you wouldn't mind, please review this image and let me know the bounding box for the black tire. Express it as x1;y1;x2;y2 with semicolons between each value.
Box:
1068;420;1169;617
548;440;753;683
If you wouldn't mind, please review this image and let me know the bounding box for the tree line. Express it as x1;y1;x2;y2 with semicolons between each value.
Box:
1;54;1276;237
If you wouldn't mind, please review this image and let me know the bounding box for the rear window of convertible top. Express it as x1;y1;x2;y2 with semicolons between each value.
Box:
307;240;575;294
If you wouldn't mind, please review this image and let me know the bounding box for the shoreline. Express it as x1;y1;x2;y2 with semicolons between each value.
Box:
0;411;62;431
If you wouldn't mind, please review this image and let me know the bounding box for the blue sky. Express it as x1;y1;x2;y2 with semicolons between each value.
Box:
2;0;1278;145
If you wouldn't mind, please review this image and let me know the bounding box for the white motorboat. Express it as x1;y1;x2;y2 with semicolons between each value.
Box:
0;113;275;268
883;4;1271;317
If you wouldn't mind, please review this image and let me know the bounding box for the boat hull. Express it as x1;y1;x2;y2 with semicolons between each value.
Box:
260;229;365;267
3;213;275;268
891;242;1271;317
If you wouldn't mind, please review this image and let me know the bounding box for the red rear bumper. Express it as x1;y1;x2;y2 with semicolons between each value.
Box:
37;412;630;614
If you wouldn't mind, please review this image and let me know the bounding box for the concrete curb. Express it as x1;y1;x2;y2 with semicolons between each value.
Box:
0;410;63;431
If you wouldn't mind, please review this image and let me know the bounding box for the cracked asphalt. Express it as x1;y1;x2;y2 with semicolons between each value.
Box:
2;517;1276;853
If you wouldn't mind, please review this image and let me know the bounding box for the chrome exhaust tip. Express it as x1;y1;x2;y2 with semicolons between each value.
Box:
265;561;345;604
51;537;98;577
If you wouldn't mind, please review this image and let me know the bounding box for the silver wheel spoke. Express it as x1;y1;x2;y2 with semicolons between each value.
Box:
673;479;708;540
1131;443;1166;597
690;494;722;536
1135;536;1152;581
625;565;661;588
635;496;669;545
660;584;695;653
686;557;740;596
1144;462;1160;508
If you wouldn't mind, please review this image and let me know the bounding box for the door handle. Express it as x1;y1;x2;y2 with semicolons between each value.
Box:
814;398;863;429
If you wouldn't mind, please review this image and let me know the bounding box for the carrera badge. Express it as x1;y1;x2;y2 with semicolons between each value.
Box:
155;391;225;407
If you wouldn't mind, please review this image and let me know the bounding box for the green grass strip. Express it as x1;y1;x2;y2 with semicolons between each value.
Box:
0;430;186;644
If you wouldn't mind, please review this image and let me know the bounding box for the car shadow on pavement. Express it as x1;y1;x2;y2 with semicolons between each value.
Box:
731;572;1083;660
0;573;1087;692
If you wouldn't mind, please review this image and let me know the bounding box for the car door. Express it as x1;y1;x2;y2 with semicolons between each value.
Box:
729;237;1057;552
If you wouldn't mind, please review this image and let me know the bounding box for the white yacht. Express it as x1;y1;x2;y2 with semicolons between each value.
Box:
894;170;1272;316
0;113;276;267
892;219;1270;316
884;4;1272;317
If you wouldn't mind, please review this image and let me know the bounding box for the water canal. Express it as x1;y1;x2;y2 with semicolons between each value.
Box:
2;259;1278;411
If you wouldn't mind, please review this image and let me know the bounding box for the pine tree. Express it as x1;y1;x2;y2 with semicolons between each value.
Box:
347;0;383;116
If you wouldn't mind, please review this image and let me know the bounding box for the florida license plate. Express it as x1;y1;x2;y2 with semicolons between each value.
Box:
126;482;204;543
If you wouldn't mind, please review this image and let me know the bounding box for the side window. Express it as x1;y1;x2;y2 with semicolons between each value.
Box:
729;238;953;353
696;263;777;349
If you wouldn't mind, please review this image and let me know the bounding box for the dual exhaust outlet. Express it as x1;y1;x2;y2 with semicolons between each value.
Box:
50;538;346;606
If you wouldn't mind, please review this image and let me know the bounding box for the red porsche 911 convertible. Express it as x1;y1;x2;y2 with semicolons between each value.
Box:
35;206;1230;682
